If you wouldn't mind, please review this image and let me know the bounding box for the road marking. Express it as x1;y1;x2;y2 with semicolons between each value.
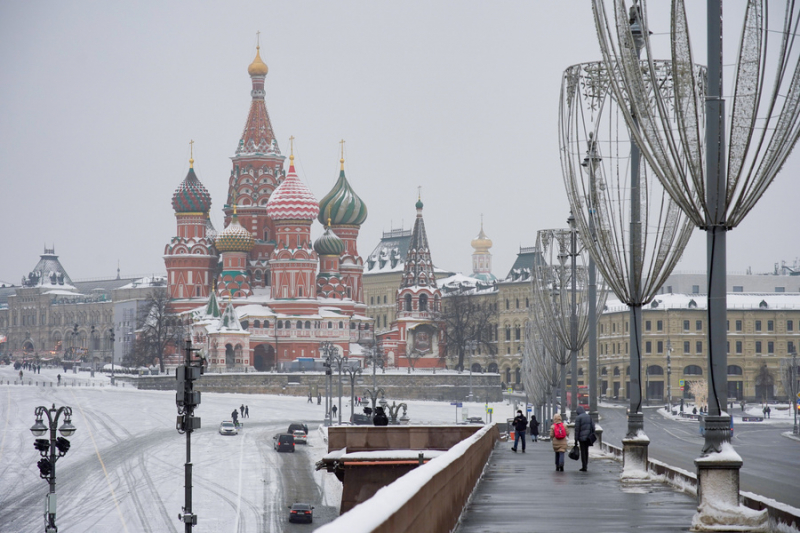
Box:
70;390;130;533
233;429;246;533
0;388;9;464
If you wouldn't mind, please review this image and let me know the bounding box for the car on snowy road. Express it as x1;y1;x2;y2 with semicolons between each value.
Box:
219;421;238;435
274;433;295;452
288;503;314;523
287;422;308;434
292;430;307;444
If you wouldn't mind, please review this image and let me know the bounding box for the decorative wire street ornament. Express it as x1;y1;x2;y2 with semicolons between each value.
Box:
531;227;608;416
522;321;560;423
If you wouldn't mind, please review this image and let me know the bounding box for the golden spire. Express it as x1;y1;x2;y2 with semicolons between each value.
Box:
339;139;345;171
189;139;195;169
327;205;332;227
289;135;295;165
247;32;268;76
232;190;238;216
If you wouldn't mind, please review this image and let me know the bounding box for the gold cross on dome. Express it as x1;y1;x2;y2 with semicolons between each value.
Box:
256;31;261;47
189;139;195;168
289;135;295;156
339;139;345;158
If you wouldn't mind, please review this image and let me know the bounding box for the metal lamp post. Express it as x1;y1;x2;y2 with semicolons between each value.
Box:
581;135;600;425
343;363;362;423
175;339;203;531
667;344;672;411
467;340;476;402
90;325;97;377
70;324;78;364
365;345;385;417
320;342;336;426
31;403;76;532
793;351;798;436
108;328;115;385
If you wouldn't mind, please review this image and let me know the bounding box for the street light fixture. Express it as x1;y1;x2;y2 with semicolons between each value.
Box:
108;328;116;385
30;403;76;532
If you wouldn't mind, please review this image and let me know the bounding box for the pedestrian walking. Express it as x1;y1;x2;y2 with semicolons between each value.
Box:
231;409;239;426
511;410;528;453
573;406;595;472
331;404;337;418
240;404;245;418
57;374;61;385
308;393;313;403
244;405;249;418
317;393;321;405
549;413;569;471
766;405;771;419
530;415;540;443
19;370;23;381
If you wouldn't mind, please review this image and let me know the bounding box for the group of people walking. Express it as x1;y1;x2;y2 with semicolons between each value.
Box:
231;404;249;426
511;406;597;473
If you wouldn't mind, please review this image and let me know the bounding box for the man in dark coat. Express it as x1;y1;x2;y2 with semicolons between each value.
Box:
373;406;389;426
529;415;540;442
511;410;528;453
573;406;595;471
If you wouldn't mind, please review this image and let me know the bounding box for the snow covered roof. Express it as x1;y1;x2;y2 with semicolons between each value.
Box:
605;292;800;312
117;276;168;290
438;273;497;295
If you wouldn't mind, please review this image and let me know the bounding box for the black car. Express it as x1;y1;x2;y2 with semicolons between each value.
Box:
288;423;308;434
288;503;314;523
274;433;295;452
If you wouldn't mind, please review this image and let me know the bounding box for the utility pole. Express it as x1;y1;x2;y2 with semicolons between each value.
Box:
176;339;203;531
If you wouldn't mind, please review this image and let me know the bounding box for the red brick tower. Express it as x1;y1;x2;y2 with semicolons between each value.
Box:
224;44;285;287
164;149;218;305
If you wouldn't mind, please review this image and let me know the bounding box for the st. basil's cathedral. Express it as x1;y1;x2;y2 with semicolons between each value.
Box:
164;46;374;372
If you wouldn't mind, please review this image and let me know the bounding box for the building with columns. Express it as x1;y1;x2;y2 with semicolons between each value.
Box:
163;47;373;372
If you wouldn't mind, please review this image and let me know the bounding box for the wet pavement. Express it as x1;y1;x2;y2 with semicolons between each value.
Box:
457;440;697;533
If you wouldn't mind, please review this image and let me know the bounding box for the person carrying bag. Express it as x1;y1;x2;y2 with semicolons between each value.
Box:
549;413;569;471
573;405;595;472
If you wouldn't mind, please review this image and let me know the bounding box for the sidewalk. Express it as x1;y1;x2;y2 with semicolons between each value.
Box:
457;440;697;533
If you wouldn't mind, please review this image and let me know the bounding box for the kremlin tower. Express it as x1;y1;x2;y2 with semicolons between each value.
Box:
470;217;496;284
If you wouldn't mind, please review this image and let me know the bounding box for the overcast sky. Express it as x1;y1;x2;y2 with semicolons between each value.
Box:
1;2;797;285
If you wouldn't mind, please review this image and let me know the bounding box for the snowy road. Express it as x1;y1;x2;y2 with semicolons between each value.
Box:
0;365;499;532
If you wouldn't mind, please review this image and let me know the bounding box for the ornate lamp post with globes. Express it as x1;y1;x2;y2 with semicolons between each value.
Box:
30;404;77;532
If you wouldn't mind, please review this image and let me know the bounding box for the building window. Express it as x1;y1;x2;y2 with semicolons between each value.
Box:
684;365;703;375
755;341;762;353
789;341;796;354
657;320;663;331
736;320;742;331
516;299;519;309
787;320;793;332
736;341;742;353
526;298;529;308
505;326;511;342
775;286;786;292
420;294;428;311
297;321;303;329
755;320;762;332
371;297;374;305
768;341;774;354
692;285;700;294
733;285;743;292
515;325;521;341
506;299;509;310
645;320;651;331
696;341;702;353
405;294;412;312
657;341;663;353
696;320;702;331
683;320;690;331
684;341;690;353
767;320;774;331
645;341;652;353
384;295;387;304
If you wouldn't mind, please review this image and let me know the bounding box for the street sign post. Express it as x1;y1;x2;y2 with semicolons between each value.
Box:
450;402;462;424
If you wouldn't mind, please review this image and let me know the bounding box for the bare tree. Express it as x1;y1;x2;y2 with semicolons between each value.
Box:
687;379;708;410
127;288;184;372
438;289;497;371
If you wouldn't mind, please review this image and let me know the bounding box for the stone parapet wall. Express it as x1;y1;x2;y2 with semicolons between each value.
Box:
127;372;503;402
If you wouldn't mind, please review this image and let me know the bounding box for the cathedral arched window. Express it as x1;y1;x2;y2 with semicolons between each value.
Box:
297;321;303;329
405;294;413;312
253;320;261;328
328;321;333;329
277;321;283;329
305;321;311;329
419;294;428;312
339;321;344;329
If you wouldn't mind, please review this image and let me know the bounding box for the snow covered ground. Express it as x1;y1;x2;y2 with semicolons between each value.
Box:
0;364;513;533
656;400;797;426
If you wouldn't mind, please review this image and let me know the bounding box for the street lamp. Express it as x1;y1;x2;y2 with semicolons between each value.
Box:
90;325;97;377
792;351;798;436
667;343;672;411
364;344;385;418
108;328;116;385
320;342;337;426
467;340;477;402
31;403;76;533
342;363;362;423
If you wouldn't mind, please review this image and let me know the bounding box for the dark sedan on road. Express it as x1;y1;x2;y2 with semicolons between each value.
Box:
288;503;314;523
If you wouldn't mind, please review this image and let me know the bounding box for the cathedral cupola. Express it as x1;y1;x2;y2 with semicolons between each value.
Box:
314;222;346;256
247;45;269;77
266;152;320;221
172;154;212;213
216;204;255;253
318;152;368;227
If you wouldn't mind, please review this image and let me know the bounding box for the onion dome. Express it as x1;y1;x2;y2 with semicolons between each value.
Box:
314;225;346;256
317;155;368;226
205;213;217;242
471;224;493;253
266;153;320;221
247;45;268;77
172;158;212;213
215;208;255;253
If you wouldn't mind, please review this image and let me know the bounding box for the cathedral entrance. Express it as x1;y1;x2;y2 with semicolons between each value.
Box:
253;344;275;372
225;344;235;369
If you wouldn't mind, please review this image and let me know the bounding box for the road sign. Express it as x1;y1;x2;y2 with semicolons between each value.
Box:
527;407;532;412
796;392;800;400
487;408;493;414
507;388;513;393
679;379;685;386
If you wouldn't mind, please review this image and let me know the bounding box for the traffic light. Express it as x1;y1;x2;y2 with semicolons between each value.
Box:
37;458;52;477
34;439;50;453
55;437;71;454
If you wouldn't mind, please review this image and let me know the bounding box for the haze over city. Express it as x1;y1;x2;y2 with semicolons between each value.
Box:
1;2;797;283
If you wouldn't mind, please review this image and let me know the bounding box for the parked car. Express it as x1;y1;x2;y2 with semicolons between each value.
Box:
219;421;238;435
274;433;295;452
288;503;314;523
292;430;307;444
466;417;485;424
351;413;371;425
288;423;308;435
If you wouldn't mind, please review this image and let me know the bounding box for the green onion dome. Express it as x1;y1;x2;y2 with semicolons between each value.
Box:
317;159;368;226
172;167;212;213
215;212;254;253
314;226;346;256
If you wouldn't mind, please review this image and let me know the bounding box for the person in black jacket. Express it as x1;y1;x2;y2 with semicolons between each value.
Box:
511;410;528;453
373;406;389;426
529;415;540;442
573;406;595;471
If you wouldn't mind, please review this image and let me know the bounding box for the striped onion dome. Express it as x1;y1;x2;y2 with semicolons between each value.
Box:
318;160;367;226
215;213;254;253
314;226;346;256
266;156;320;221
172;167;212;213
